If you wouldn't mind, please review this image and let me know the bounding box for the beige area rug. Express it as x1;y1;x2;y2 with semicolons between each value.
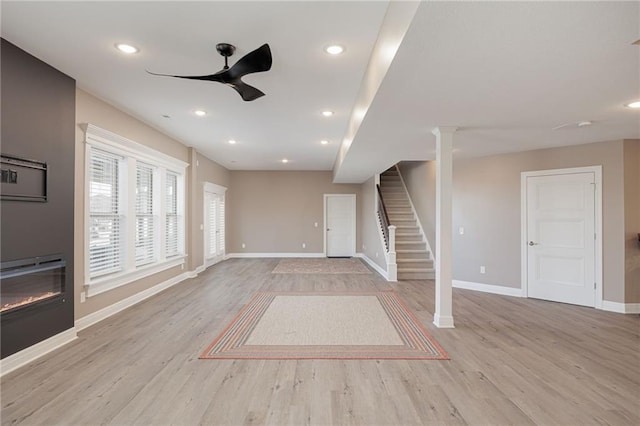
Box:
200;291;449;360
271;258;371;274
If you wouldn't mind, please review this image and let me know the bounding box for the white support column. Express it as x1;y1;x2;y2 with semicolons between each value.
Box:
432;127;457;328
388;225;397;281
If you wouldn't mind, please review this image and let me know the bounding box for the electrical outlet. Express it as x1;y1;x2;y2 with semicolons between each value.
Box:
302;243;306;249
480;266;486;274
80;292;86;303
314;222;318;228
242;243;246;249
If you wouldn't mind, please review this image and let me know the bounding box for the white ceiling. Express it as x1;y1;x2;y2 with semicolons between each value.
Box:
2;1;639;183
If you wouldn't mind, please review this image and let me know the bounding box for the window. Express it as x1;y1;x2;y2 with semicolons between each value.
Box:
165;172;181;258
135;163;156;266
88;149;122;277
84;124;188;297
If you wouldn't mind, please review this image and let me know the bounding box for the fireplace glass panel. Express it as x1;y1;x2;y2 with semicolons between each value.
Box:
0;255;65;314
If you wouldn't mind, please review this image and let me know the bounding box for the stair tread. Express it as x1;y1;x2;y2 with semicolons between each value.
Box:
397;268;435;272
397;249;428;253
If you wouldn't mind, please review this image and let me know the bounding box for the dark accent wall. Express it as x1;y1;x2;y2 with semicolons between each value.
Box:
1;39;76;358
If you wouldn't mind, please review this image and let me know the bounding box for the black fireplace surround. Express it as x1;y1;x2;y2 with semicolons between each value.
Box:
1;39;76;359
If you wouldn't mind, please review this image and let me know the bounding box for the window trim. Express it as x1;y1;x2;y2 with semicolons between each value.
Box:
83;124;189;297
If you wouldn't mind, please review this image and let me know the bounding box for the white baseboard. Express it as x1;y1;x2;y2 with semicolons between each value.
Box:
433;313;455;328
601;301;640;314
0;327;77;377
356;253;390;280
76;271;192;332
226;252;325;259
453;280;524;297
190;264;206;277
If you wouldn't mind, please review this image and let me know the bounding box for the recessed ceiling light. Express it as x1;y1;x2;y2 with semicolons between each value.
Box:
282;158;289;164
325;45;345;55
322;110;334;117
228;139;237;144
577;121;592;127
320;140;329;145
115;43;139;54
194;110;207;117
625;101;640;108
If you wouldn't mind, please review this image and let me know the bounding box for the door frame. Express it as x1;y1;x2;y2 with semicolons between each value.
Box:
520;166;603;309
323;194;356;257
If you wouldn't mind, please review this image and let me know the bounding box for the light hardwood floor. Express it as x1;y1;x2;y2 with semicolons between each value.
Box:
1;258;639;425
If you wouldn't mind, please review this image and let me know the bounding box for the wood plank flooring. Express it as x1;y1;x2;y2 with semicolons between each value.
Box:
1;258;639;425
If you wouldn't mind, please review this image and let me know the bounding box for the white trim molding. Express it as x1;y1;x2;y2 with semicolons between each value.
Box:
356;253;389;280
76;270;192;332
521;166;603;309
82;123;189;170
0;328;77;377
226;253;325;259
601;301;640;314
85;257;186;297
453;280;525;297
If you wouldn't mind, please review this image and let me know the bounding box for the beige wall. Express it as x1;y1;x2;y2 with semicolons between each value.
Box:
624;140;640;302
227;171;361;254
400;140;627;303
398;161;437;254
360;177;387;270
74;89;192;320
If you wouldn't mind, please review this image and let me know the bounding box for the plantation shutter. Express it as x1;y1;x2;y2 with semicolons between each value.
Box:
206;194;217;258
165;172;180;257
217;195;225;256
89;149;122;277
135;163;156;266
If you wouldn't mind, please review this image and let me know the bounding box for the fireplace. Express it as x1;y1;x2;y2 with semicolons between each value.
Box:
1;254;66;316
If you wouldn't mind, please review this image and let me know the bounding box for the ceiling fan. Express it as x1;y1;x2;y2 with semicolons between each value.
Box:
148;43;272;101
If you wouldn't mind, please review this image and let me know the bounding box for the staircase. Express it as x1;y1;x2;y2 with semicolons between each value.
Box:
379;167;434;280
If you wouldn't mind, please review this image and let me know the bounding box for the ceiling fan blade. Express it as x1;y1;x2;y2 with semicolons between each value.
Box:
226;44;272;80
146;69;224;82
226;80;266;102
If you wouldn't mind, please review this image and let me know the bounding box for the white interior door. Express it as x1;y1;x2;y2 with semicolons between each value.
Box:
526;172;595;307
325;194;355;257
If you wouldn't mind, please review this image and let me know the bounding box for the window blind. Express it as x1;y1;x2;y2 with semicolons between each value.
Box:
89;149;122;277
165;172;180;257
135;164;156;266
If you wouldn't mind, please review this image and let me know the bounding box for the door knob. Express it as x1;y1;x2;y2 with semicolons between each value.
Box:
529;241;537;246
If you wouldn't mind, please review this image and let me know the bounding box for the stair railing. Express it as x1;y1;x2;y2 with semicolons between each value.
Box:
376;183;397;281
376;184;390;247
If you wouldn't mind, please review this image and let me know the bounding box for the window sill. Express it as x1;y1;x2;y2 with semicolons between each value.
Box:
85;256;186;298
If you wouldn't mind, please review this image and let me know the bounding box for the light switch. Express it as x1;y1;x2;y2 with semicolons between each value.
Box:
459;227;465;235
